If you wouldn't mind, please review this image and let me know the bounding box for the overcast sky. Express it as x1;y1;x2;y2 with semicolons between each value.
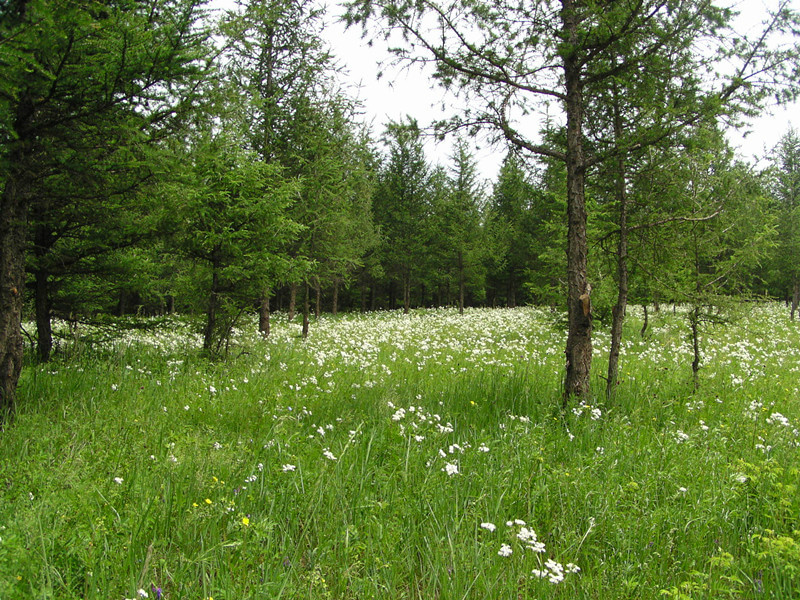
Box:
320;0;799;181
211;0;799;182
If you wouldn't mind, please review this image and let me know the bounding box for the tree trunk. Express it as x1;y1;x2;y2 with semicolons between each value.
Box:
314;280;321;319
458;251;465;315
562;5;592;401
640;304;649;337
288;282;297;322
0;174;28;420
333;279;340;315
0;95;33;420
259;288;271;336
606;89;628;399
403;270;411;314
302;284;310;339
203;259;220;353
690;306;701;390
791;276;799;320
34;269;52;363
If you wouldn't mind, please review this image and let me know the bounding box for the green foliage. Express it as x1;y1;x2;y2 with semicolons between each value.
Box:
3;304;800;598
172;134;300;354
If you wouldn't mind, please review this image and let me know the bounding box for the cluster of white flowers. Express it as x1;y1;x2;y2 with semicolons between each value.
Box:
571;401;601;421
766;412;791;427
532;559;580;583
673;429;690;444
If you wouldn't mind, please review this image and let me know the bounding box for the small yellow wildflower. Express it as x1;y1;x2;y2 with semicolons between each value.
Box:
242;517;250;526
205;498;212;505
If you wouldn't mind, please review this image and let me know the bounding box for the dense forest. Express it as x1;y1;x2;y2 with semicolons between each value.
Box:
2;0;800;416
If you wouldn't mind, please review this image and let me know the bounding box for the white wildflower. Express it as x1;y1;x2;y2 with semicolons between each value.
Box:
498;544;513;557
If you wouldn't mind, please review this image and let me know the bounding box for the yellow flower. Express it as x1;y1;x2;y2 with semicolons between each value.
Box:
192;502;198;508
205;498;212;505
242;517;250;526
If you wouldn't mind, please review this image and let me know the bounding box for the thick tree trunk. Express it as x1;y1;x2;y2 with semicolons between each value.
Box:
791;276;799;321
562;6;592;400
34;269;52;363
259;288;271;336
302;284;310;339
606;91;628;398
1;94;35;420
288;282;297;322
0;171;28;420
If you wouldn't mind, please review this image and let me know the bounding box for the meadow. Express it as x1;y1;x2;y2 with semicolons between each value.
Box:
0;303;798;599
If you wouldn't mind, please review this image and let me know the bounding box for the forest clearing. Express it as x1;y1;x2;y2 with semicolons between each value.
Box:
1;304;798;599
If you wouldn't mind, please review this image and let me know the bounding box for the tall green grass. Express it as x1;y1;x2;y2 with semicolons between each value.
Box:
1;305;798;598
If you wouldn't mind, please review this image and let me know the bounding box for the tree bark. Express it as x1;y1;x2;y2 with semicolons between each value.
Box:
34;268;52;363
690;306;701;390
302;284;310;339
458;250;465;315
203;257;220;353
332;279;340;315
314;279;321;319
606;88;628;398
640;304;649;337
402;269;411;314
562;2;592;400
0;97;33;420
259;288;271;336
791;276;799;321
288;282;297;322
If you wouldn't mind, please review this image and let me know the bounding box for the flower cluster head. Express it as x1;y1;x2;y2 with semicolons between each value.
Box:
766;412;791;427
532;559;580;584
517;527;546;553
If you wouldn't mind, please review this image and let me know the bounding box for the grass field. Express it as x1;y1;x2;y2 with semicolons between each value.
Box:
1;304;798;599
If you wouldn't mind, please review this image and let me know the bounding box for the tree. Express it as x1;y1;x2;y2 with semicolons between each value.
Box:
345;0;800;399
632;128;774;388
220;0;332;334
770;128;800;319
173;134;299;355
374;120;432;313
0;0;211;418
435;138;486;313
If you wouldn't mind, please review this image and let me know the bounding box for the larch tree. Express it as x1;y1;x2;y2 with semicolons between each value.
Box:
374;120;432;313
219;0;332;333
770;128;800;319
344;0;800;399
0;0;212;419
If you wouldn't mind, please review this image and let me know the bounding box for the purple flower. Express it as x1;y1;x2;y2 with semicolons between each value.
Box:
151;585;162;600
